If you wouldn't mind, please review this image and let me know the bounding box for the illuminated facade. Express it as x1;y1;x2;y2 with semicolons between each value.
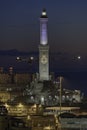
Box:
39;9;49;81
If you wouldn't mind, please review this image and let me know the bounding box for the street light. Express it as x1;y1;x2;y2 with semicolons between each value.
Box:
77;56;81;60
59;76;62;115
16;56;21;60
16;56;34;63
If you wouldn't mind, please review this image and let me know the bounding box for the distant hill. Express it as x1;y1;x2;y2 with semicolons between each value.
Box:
0;49;38;56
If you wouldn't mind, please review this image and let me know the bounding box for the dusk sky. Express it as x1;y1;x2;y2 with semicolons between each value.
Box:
0;0;87;54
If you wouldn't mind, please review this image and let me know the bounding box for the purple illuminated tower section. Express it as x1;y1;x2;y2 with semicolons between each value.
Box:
39;9;49;81
40;9;48;45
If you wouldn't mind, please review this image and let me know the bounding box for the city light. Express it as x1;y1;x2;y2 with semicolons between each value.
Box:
17;103;24;108
5;103;9;108
16;56;21;60
77;56;81;59
30;56;34;60
27;115;31;120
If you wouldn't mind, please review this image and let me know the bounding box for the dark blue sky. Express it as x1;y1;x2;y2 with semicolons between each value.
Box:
0;0;87;54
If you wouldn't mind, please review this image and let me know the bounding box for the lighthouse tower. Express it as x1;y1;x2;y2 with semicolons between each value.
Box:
39;9;49;81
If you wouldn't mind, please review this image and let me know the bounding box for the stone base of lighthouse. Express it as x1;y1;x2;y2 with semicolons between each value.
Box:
39;45;49;81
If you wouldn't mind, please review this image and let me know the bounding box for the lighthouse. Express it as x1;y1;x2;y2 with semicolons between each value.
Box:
39;9;49;81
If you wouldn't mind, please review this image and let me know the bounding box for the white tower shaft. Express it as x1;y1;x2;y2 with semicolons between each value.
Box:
39;9;49;81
